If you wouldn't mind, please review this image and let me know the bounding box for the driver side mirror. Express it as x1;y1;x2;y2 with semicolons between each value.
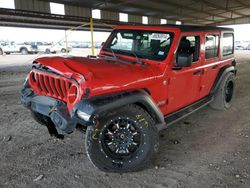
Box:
175;52;193;69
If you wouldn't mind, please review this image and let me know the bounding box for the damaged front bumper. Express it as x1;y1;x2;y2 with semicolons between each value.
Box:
20;87;94;134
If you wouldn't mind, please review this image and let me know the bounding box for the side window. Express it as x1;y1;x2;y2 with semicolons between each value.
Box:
177;35;200;62
222;33;234;56
205;35;219;59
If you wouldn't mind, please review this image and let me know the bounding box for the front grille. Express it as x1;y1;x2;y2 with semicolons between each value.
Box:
29;70;72;102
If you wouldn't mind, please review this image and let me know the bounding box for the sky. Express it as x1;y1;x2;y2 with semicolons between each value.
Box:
0;24;250;43
0;0;15;9
0;27;111;43
222;24;250;42
0;0;249;43
0;24;250;42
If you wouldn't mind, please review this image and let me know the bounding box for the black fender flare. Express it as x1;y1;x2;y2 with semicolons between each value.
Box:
73;90;165;125
210;65;236;95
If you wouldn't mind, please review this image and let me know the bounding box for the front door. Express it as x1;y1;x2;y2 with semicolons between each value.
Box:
166;34;203;114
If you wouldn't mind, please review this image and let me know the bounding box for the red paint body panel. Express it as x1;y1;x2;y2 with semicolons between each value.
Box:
29;25;234;116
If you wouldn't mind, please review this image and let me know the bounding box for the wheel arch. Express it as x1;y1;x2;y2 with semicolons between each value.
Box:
20;47;28;52
210;65;236;95
73;90;165;126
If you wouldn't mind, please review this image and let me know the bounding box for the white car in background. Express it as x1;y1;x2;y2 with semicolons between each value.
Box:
0;41;38;55
235;41;250;50
36;42;71;54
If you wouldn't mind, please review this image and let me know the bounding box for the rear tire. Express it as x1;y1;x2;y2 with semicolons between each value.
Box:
0;48;3;55
45;49;51;54
85;104;159;173
210;72;236;110
20;48;28;55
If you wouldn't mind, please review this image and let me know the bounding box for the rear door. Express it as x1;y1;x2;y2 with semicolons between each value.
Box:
166;33;203;113
199;31;221;98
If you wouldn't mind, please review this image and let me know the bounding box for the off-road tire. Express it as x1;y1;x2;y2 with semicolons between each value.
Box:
210;72;235;110
85;104;159;173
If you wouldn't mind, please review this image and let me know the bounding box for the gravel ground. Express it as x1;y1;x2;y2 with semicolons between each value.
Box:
0;51;249;188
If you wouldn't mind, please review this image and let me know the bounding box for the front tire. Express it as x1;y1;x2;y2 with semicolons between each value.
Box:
85;104;159;172
45;49;51;54
61;48;66;53
210;72;236;110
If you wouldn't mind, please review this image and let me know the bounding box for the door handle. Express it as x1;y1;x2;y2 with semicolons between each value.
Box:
193;70;204;75
212;65;219;69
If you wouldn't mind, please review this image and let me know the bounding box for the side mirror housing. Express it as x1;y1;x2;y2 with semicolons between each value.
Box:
175;52;193;68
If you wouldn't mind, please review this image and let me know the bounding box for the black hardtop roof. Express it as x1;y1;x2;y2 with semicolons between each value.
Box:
166;24;233;32
131;24;234;32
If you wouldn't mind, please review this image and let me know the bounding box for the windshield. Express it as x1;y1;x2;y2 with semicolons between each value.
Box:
103;29;174;61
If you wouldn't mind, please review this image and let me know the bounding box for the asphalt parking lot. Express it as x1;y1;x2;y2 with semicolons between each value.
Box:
0;50;249;188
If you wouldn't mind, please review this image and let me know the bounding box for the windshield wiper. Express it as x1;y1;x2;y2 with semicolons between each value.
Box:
130;51;144;65
115;49;145;66
102;48;146;66
101;48;117;60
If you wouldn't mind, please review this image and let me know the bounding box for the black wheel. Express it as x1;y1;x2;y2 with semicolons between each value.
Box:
210;72;236;110
0;48;3;55
85;104;159;172
61;48;66;53
20;48;28;55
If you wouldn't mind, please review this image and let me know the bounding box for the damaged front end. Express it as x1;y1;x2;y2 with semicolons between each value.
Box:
20;63;95;137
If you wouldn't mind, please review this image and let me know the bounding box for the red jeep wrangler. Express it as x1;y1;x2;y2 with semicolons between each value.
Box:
20;25;236;172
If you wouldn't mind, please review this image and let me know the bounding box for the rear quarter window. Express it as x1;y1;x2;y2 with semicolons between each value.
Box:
222;33;234;56
205;35;219;59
